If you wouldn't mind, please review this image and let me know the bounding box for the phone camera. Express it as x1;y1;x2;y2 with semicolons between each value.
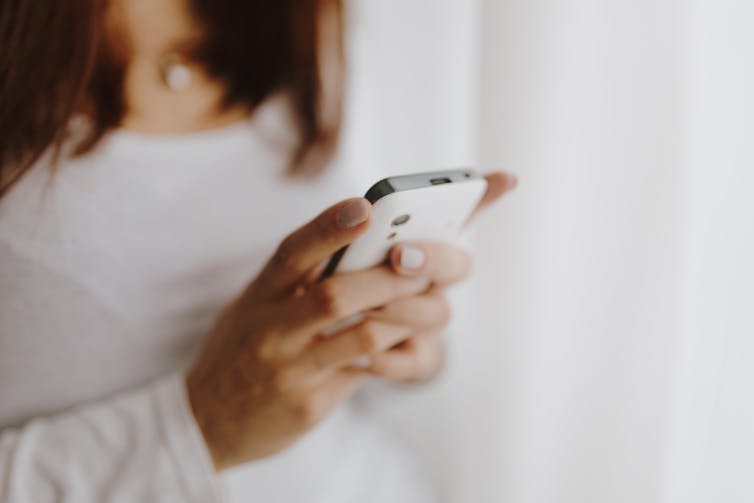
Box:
391;214;411;227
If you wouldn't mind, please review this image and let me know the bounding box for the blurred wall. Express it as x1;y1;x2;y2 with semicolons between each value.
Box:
340;0;754;502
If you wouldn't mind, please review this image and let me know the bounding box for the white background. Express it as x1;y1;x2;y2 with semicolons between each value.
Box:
340;1;754;502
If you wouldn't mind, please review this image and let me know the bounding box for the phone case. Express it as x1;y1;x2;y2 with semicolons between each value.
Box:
326;173;487;275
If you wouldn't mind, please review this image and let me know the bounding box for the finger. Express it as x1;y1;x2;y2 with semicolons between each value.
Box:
284;368;366;428
477;172;517;212
248;198;372;301
366;332;445;382
287;321;414;384
365;290;451;330
321;368;365;402
277;265;432;353
238;267;428;360
464;171;517;228
388;241;472;285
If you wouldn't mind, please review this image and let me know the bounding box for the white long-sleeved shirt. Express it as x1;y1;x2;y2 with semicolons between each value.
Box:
0;100;435;502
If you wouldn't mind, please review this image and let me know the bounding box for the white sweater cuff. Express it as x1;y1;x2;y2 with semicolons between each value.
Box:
153;374;224;502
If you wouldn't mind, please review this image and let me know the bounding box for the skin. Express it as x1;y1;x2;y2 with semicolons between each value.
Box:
112;0;251;132
111;0;518;471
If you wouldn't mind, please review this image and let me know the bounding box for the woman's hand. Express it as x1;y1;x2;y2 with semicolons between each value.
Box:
362;171;519;383
186;171;516;471
186;198;460;471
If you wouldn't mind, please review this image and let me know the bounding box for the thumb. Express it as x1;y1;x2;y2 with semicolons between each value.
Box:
247;198;372;301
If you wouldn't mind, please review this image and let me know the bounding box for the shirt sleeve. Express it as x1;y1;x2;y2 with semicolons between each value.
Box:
0;373;223;503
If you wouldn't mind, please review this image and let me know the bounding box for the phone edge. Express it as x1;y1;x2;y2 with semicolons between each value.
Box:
317;168;481;281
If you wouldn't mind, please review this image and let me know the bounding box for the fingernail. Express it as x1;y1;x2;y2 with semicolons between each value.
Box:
337;199;370;228
509;174;519;189
400;246;425;270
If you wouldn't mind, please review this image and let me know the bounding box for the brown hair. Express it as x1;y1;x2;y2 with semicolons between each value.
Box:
0;0;343;196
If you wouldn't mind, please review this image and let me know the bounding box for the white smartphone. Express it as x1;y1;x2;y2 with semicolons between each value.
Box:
320;168;488;278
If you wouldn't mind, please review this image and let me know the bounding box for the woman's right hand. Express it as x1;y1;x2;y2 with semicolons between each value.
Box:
185;198;435;471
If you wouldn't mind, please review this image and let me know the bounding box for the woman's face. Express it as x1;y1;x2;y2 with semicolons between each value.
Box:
107;0;252;133
0;0;343;190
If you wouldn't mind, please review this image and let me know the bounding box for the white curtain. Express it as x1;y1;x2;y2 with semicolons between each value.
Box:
340;1;754;502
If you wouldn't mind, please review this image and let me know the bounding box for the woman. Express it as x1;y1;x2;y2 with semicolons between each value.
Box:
0;1;516;501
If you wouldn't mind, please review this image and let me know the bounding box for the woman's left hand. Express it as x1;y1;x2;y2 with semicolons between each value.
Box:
364;279;451;383
363;171;517;383
359;240;473;383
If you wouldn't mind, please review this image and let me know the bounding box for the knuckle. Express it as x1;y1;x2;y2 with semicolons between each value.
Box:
312;281;346;318
356;321;382;354
402;341;430;379
417;343;434;375
434;295;452;326
414;357;432;380
367;356;389;376
270;238;298;274
292;392;327;428
416;336;443;378
270;366;298;393
253;330;279;362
